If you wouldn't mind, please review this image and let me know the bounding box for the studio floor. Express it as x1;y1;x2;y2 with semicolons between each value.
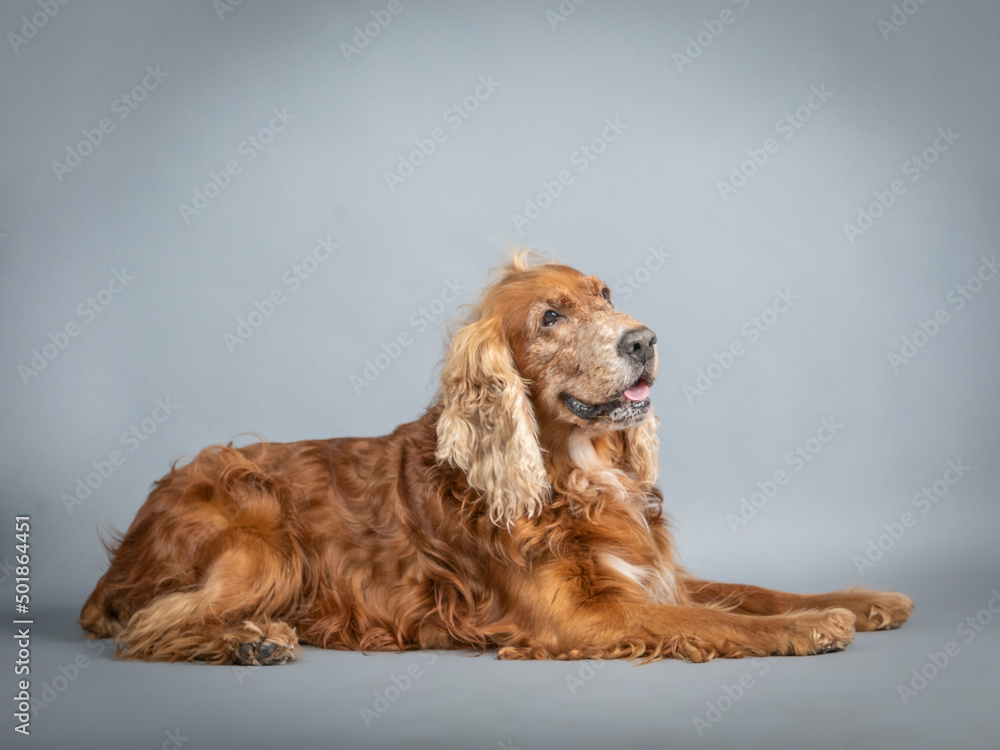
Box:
10;564;998;750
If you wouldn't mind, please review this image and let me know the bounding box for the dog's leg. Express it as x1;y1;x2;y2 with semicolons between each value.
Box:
111;539;304;664
683;579;913;631
522;600;857;662
83;444;310;663
114;588;301;665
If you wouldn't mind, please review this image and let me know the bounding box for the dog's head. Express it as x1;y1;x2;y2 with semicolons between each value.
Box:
436;252;659;526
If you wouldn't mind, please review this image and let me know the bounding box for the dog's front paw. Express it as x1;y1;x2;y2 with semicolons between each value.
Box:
855;590;914;631
784;608;856;655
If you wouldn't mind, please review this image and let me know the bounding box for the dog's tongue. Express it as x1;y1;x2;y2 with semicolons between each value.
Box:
624;381;649;402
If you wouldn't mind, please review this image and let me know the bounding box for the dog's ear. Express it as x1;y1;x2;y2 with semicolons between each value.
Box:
436;316;549;526
618;412;659;488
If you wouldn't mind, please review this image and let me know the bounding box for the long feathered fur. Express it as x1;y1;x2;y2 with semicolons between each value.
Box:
80;253;913;664
435;315;549;527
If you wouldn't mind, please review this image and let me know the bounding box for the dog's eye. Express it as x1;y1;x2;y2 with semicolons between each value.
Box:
541;310;560;327
601;287;612;305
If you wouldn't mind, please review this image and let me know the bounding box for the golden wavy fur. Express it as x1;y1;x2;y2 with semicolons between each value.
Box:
80;252;912;664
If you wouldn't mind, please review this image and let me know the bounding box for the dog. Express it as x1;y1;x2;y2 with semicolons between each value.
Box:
80;252;912;664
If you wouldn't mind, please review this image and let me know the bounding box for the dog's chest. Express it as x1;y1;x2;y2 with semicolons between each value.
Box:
599;552;678;605
566;431;678;604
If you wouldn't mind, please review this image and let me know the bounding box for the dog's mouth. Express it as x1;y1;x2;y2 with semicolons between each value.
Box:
561;373;654;423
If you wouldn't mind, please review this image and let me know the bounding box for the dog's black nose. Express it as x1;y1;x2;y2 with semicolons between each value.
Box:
618;327;657;366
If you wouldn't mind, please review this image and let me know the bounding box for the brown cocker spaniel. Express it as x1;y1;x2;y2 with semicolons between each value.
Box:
80;253;912;664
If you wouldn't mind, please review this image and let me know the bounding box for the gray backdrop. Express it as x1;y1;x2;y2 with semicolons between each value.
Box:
1;1;998;748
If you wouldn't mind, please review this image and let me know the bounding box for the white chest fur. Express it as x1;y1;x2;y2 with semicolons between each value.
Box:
568;430;677;604
600;552;678;605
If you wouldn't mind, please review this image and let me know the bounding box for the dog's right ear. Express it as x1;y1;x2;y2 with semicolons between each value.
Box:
435;316;549;527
